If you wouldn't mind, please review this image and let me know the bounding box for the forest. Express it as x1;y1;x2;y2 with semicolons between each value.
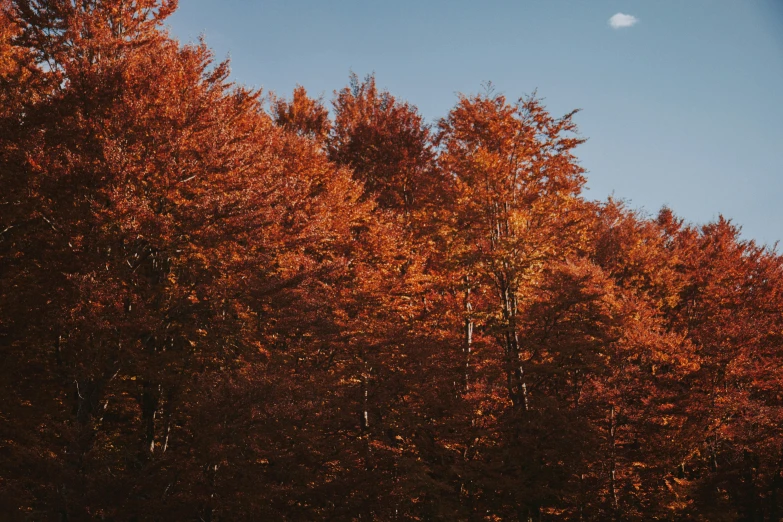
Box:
1;1;782;520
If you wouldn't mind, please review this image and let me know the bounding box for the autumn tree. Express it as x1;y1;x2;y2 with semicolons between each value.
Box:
270;84;331;145
437;90;587;405
329;73;443;213
429;90;594;518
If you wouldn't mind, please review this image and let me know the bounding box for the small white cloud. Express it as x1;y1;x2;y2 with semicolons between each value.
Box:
609;13;639;29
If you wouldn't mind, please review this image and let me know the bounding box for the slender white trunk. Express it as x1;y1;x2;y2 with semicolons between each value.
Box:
464;278;473;391
609;405;618;510
362;359;370;430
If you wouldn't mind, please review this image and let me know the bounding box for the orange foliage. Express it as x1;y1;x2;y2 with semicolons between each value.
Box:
1;2;782;520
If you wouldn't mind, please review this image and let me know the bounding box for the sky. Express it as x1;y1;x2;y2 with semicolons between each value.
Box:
167;1;783;246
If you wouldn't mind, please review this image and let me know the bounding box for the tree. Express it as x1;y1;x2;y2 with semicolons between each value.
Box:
329;73;441;213
434;90;592;518
270;84;331;145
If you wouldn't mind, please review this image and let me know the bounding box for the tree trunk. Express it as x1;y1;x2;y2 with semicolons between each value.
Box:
609;405;618;512
464;277;473;392
500;284;527;410
361;357;370;430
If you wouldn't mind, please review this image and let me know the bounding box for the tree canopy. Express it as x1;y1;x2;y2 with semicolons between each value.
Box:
1;1;782;520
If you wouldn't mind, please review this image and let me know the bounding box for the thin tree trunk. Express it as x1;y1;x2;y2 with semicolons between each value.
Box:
464;277;473;392
609;405;618;512
500;284;527;409
142;381;160;454
361;357;370;430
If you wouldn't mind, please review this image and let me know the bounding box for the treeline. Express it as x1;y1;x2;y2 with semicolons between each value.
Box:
1;1;782;520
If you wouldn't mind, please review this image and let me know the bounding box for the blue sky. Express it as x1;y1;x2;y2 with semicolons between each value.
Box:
168;1;783;245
